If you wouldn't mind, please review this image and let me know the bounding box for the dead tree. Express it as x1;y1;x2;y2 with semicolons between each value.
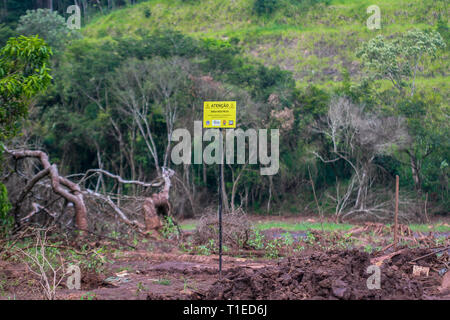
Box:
78;168;163;231
4;146;179;235
312;97;409;221
142;167;175;233
74;167;179;235
4;147;88;232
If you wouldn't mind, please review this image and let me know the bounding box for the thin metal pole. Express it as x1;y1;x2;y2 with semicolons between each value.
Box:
394;175;399;248
218;128;223;278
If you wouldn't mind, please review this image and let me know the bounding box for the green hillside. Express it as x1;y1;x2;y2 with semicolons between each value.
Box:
83;0;449;88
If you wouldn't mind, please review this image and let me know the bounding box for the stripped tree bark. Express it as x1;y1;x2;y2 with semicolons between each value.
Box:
4;147;180;236
4;147;88;232
142;167;175;233
77;167;179;234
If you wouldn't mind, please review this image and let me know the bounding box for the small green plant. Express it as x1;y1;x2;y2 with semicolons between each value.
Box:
86;247;111;273
248;230;265;250
182;277;198;293
161;216;179;239
281;232;294;246
108;231;120;238
335;232;354;249
265;239;282;259
305;231;316;245
179;241;193;253
434;236;446;246
208;239;215;249
80;292;96;300
364;244;373;253
67;245;111;275
197;245;211;256
154;278;171;286
132;235;139;247
135;281;148;295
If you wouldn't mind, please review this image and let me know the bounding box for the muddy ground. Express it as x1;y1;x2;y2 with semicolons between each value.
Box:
1;218;449;300
204;248;449;300
1;240;449;300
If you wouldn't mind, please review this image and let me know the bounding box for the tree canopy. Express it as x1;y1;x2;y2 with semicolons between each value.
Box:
0;35;52;141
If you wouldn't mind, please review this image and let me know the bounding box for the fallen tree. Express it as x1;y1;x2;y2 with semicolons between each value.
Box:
2;147;178;236
4;147;88;232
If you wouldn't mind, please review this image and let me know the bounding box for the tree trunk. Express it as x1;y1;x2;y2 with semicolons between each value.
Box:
355;167;369;210
409;154;422;195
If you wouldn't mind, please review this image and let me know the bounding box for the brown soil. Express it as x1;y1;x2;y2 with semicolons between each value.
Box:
203;249;448;300
1;238;448;300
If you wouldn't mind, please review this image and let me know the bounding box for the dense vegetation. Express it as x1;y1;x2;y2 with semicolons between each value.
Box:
0;0;448;226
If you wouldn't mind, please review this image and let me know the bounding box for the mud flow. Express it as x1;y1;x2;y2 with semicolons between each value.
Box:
1;240;448;300
203;249;448;300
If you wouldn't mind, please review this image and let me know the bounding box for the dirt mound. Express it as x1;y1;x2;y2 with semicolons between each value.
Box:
204;249;445;300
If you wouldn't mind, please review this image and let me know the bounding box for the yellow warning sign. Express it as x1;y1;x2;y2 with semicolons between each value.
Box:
203;101;236;128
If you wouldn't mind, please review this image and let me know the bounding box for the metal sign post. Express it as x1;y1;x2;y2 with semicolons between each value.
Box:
218;130;223;277
203;101;236;278
394;175;399;248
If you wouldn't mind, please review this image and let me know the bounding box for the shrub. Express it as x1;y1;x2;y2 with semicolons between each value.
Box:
0;183;13;236
193;208;252;250
254;0;279;16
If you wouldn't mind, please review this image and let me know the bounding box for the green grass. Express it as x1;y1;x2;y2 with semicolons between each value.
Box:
84;0;446;37
81;0;449;86
254;221;354;232
181;220;450;233
408;224;450;233
181;223;196;231
154;278;171;286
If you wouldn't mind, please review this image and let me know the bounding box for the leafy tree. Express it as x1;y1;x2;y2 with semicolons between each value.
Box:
357;30;447;197
357;29;445;97
0;23;17;48
16;9;79;50
0;35;52;234
396;97;449;199
0;35;53;141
